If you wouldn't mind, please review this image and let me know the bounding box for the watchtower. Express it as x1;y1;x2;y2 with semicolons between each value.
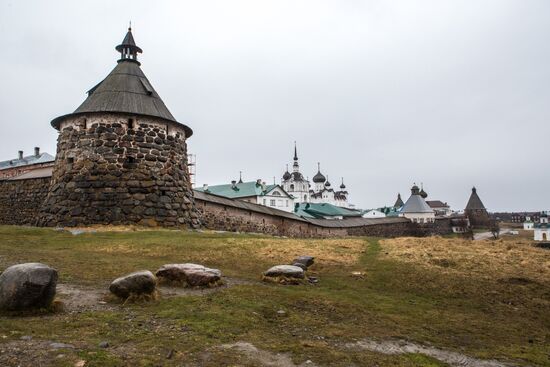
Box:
39;27;198;227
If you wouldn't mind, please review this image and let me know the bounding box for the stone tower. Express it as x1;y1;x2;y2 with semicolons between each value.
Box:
464;186;490;228
39;27;199;227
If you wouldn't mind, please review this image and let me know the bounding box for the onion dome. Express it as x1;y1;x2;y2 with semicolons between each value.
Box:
419;183;428;198
312;163;326;183
411;184;420;195
324;176;331;187
340;177;346;190
282;164;291;180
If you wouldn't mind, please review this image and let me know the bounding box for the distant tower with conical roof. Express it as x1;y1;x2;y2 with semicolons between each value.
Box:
39;27;198;228
464;186;490;227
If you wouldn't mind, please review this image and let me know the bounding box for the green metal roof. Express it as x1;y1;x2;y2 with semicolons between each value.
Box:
294;202;362;219
195;181;288;199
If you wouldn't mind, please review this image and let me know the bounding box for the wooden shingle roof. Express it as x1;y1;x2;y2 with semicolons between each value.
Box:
51;29;192;137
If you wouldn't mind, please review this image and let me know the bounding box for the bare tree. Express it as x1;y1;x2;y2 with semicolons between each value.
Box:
490;220;500;239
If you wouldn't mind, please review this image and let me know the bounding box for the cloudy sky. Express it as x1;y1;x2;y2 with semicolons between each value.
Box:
0;0;548;212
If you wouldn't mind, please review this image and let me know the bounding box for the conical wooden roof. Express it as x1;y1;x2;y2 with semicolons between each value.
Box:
51;29;192;137
465;187;486;210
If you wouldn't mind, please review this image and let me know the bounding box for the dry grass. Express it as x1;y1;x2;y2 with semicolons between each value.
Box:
380;236;550;283
252;238;365;266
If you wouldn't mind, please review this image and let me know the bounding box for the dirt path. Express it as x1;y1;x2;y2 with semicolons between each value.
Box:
220;342;317;367
347;339;517;367
474;228;511;240
56;277;256;311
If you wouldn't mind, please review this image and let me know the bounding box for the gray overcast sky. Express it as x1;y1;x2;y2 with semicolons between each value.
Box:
0;0;548;212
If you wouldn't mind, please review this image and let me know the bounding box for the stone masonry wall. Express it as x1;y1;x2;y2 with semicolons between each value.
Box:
0;177;50;225
38;113;199;227
196;199;348;237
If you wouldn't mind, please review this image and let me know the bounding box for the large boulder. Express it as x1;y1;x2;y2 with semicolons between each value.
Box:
0;263;58;311
264;265;305;279
109;270;157;299
293;256;315;269
155;263;222;287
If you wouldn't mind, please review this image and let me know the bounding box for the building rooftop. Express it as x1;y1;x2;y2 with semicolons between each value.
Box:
0;151;55;171
401;185;434;214
195;181;288;199
465;186;486;210
294;202;362;219
426;200;449;208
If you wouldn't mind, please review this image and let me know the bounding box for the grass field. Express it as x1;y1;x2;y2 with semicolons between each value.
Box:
0;226;548;366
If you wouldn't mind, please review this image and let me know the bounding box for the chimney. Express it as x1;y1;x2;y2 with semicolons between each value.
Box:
18;151;23;160
202;184;209;191
34;147;40;157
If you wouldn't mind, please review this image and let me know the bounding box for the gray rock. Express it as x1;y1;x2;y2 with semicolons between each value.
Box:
99;341;109;348
0;263;58;311
293;256;315;268
155;263;222;287
292;262;307;270
264;265;305;279
109;270;157;299
50;342;75;349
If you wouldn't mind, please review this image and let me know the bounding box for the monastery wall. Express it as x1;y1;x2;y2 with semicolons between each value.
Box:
0;177;50;225
0;176;452;238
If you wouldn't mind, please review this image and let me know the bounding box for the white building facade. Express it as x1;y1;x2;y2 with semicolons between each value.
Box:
534;212;549;241
280;144;352;208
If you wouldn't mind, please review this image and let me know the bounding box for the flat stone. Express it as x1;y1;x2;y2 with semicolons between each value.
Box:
0;263;58;311
50;342;75;349
109;270;157;299
264;265;305;279
155;263;222;287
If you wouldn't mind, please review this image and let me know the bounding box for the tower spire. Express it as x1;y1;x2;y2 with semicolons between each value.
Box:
116;25;143;65
292;142;299;173
238;171;243;184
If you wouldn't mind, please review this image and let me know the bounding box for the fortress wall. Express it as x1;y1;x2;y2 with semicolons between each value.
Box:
0;177;50;225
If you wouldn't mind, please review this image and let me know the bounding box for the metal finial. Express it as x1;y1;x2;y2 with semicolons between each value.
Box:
129;21;132;31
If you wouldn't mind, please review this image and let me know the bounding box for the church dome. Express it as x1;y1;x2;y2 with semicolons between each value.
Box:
339;177;346;189
420;189;428;199
313;171;326;183
312;163;326;183
282;171;291;180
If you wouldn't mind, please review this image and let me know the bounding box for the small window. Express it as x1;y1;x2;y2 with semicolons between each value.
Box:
83;119;87;130
128;118;134;129
127;156;135;164
270;199;276;206
161;190;166;196
67;157;74;164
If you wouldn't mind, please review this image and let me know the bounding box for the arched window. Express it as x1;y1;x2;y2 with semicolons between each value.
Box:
290;184;294;191
272;191;281;196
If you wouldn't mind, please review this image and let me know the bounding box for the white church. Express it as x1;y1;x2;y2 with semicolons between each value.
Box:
280;144;352;208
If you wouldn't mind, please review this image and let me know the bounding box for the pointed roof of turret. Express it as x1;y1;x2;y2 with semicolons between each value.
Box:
51;27;192;137
394;193;404;208
465;186;486;210
401;184;434;213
